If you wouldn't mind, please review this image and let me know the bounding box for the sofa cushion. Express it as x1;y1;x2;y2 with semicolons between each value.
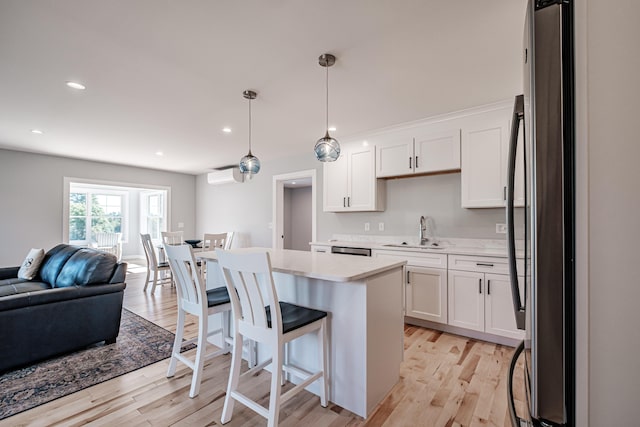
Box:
0;277;29;287
17;248;45;280
55;249;117;288
0;281;50;297
39;244;81;285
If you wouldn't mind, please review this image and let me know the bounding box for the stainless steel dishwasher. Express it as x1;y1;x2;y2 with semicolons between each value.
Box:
330;246;372;257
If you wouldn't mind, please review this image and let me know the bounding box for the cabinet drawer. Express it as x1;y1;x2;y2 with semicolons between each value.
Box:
448;254;523;275
373;249;447;269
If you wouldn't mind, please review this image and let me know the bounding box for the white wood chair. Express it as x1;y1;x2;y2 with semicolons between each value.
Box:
161;230;184;246
164;244;233;398
140;233;172;293
203;231;234;250
92;232;122;261
216;249;329;427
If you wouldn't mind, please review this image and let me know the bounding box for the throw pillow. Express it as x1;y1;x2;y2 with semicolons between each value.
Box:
17;248;45;280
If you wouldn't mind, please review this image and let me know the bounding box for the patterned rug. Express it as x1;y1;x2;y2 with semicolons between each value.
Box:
0;308;188;420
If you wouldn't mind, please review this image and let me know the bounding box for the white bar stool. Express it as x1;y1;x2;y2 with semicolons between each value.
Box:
217;249;329;427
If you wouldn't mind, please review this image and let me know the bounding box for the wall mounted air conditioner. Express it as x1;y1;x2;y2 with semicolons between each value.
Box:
207;167;244;185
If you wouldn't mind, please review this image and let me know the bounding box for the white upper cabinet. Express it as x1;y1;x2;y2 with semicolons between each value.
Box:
461;107;524;208
414;129;461;174
323;143;385;212
375;128;461;178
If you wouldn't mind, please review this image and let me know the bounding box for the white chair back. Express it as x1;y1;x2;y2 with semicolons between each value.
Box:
217;250;282;339
164;244;206;316
203;232;233;250
162;231;184;246
140;233;159;269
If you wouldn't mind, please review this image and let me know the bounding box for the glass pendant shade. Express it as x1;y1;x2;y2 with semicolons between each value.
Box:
315;53;340;162
240;90;260;176
239;151;260;174
314;131;340;162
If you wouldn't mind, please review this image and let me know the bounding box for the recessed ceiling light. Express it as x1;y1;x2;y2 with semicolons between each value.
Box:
291;181;297;185
155;151;164;156
328;126;337;132
66;81;86;90
31;129;43;134
222;127;232;133
362;140;369;146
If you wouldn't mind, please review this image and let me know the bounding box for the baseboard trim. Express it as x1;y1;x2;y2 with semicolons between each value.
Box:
404;316;521;347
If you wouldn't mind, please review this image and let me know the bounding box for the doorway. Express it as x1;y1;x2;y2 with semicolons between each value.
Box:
272;170;316;250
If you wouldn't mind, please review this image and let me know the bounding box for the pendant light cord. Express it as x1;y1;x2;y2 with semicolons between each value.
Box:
248;96;252;154
325;58;329;132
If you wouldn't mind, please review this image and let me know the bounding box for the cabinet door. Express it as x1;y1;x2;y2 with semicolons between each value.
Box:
461;120;509;208
447;270;485;332
406;266;447;324
375;138;414;178
414;129;461;174
348;145;375;210
484;274;525;339
323;153;348;212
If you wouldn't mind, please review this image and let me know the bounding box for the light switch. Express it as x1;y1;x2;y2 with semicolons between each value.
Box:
378;222;385;231
364;222;370;231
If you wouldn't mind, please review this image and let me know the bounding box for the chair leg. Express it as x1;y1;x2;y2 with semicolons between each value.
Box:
167;308;185;378
150;270;159;293
189;314;208;398
221;332;244;424
281;342;288;386
222;310;231;354
143;268;150;292
267;344;284;427
319;319;328;408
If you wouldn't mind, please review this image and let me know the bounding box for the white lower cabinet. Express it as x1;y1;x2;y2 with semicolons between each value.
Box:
406;266;447;324
373;249;447;324
448;267;525;340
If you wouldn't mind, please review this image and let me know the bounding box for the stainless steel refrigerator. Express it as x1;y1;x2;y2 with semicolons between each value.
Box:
506;0;575;426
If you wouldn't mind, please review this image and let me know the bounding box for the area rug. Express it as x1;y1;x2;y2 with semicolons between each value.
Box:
0;308;190;420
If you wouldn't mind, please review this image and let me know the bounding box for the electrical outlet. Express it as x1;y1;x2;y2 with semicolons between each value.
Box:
178;222;184;229
364;222;370;231
378;222;385;231
496;223;507;234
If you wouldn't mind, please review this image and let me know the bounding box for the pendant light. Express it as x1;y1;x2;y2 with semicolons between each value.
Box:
314;53;340;162
239;90;260;176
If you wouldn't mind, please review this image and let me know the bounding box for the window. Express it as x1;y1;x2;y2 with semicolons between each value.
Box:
140;190;167;241
69;186;127;245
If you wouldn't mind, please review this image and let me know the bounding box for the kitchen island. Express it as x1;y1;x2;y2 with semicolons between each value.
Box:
198;248;406;418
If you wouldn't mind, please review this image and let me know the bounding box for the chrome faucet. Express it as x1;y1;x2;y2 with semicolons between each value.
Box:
419;215;428;245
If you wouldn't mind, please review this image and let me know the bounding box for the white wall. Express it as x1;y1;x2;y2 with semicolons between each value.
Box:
0;149;195;265
580;1;640;425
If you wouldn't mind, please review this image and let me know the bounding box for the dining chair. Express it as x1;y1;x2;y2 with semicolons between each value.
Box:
203;231;234;250
140;233;172;293
164;244;233;398
161;231;184;246
216;249;328;427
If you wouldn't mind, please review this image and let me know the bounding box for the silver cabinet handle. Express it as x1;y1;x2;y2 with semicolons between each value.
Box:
409;157;412;169
415;156;419;169
347;196;350;207
478;278;482;294
407;270;410;284
487;279;491;295
476;262;494;267
343;197;346;208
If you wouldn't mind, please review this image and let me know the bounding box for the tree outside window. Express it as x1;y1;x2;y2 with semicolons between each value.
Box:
69;191;124;243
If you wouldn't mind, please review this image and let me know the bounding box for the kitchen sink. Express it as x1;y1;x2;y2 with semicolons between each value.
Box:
382;243;446;250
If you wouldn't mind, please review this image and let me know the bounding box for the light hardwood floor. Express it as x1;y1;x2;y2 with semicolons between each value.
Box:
2;260;525;427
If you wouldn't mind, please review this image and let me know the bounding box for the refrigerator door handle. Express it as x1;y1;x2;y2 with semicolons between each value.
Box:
507;94;526;330
508;340;525;427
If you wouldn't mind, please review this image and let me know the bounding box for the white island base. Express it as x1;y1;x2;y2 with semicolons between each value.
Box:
201;249;405;418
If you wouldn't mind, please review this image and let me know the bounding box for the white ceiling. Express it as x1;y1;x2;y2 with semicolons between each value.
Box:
0;0;526;175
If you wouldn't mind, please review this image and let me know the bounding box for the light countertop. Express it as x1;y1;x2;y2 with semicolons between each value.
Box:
311;236;525;259
197;248;406;283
